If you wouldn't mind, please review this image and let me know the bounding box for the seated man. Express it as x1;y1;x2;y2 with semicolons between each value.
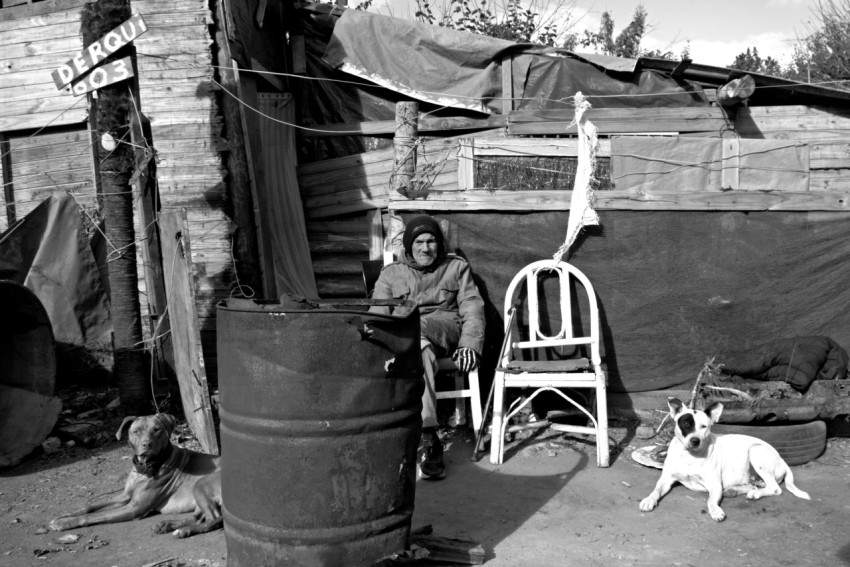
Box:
371;215;485;480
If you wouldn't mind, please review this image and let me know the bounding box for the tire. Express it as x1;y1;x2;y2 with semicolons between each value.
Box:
713;420;826;466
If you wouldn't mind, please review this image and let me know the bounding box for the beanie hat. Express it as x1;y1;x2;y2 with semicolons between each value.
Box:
402;215;445;258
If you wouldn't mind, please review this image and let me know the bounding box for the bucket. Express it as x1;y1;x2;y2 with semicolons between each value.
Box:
217;297;423;567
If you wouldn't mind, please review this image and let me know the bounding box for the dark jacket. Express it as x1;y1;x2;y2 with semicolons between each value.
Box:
371;254;485;356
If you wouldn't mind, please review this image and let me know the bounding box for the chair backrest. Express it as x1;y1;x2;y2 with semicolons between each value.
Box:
503;260;601;365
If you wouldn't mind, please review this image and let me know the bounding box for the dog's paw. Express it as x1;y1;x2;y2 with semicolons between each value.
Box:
638;497;657;512
745;489;762;501
48;517;73;531
173;527;192;539
708;507;726;522
153;521;177;534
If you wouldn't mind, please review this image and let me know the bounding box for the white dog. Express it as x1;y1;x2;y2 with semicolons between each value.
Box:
639;397;810;521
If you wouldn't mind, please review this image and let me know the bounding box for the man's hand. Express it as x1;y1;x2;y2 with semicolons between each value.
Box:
452;347;479;373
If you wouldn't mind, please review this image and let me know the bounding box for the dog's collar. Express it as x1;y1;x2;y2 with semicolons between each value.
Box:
133;443;173;477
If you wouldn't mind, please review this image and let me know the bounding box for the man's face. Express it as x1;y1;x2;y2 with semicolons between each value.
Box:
412;232;438;267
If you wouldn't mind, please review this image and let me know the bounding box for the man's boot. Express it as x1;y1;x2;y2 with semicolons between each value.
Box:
417;427;446;480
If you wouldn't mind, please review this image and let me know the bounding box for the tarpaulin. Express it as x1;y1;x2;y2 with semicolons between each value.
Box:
0;195;113;381
422;211;850;393
324;7;518;114
318;5;708;117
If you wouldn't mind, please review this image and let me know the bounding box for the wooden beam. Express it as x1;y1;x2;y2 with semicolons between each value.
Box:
130;112;173;384
0;0;96;22
302;115;507;137
158;208;218;455
671;58;692;79
0;134;14;226
721;137;740;190
501;54;513;115
509;107;733;136
251;57;285;92
457;139;474;190
410;535;485;565
367;209;383;261
235;63;275;298
392;101;418;200
389;189;850;212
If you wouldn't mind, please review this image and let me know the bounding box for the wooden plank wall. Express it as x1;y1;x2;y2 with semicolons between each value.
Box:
133;0;229;381
0;2;90;132
297;130;505;219
0;126;95;233
296;104;850;296
308;214;371;298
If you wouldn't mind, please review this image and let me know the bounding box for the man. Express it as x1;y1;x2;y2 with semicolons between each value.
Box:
371;215;485;480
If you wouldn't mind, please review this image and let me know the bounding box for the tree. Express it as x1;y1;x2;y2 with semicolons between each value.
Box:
414;0;576;48
81;0;149;411
579;4;677;60
729;47;784;76
787;0;850;87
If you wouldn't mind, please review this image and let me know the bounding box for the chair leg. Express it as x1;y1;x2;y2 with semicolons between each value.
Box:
489;372;507;465
451;371;467;427
468;368;482;434
595;373;610;468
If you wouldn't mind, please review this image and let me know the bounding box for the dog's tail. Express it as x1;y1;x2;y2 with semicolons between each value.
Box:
783;466;810;500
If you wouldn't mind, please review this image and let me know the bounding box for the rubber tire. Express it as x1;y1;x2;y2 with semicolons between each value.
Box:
713;420;826;466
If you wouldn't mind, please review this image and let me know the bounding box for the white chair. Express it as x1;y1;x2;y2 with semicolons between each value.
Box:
489;259;609;467
361;259;483;433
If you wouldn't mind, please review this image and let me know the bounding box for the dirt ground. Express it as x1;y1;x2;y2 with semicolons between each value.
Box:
1;411;849;567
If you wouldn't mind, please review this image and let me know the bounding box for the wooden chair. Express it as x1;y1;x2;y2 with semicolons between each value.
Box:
361;259;483;432
489;259;609;467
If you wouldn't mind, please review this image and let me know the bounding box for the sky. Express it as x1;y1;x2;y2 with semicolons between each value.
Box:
367;0;820;68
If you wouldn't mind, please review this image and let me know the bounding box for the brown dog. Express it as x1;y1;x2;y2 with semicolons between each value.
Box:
49;414;222;538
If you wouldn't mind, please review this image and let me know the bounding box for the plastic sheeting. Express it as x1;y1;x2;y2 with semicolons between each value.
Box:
422;211;850;393
0;195;113;381
319;5;708;116
296;3;708;160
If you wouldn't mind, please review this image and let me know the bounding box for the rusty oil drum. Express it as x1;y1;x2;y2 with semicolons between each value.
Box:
217;297;423;567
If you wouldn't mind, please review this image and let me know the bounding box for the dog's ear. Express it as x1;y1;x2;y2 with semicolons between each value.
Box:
706;402;723;424
155;413;178;437
667;397;684;417
116;416;137;441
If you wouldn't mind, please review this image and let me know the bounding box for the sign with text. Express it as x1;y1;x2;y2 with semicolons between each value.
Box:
69;56;135;96
52;13;147;90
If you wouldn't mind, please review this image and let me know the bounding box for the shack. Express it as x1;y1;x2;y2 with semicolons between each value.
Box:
2;0;850;436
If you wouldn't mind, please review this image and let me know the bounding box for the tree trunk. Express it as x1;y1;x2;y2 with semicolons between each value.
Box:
83;0;148;410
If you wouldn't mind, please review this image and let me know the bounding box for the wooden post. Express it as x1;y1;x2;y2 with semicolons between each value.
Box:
721;137;741;191
501;55;513;115
129;113;173;383
391;101;418;200
0;134;14;226
367;209;383;261
213;0;262;298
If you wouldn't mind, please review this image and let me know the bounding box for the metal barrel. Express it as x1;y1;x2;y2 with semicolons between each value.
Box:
217;297;423;567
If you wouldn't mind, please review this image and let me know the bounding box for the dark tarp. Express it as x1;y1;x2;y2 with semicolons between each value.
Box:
418;211;850;393
321;7;708;115
0;195;113;382
297;3;708;160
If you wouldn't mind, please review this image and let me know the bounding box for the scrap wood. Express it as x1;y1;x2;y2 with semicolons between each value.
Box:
410;535;485;565
141;559;178;567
